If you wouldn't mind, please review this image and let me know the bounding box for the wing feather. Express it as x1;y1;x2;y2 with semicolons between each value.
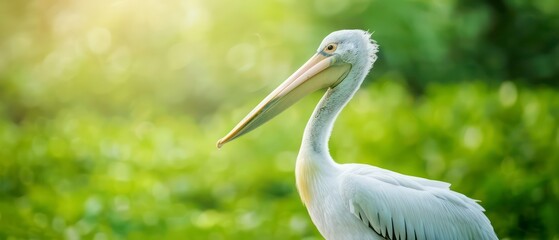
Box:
340;164;498;240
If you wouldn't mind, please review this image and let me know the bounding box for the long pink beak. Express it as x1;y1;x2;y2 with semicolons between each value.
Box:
217;52;351;148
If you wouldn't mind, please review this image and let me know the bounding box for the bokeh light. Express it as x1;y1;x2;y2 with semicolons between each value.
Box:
1;0;558;239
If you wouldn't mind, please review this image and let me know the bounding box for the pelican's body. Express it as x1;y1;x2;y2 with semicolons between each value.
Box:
218;30;497;240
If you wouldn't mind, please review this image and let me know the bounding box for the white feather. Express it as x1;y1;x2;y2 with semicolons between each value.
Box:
294;30;498;240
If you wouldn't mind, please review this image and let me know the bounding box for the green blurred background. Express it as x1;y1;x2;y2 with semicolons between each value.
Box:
1;0;558;239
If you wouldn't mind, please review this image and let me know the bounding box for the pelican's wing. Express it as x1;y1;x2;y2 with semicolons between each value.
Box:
339;164;497;240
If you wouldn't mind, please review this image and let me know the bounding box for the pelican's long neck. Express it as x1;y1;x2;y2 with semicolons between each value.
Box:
299;68;366;166
302;91;347;157
296;68;366;205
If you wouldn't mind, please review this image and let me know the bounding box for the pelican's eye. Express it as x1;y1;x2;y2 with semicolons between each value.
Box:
324;43;337;53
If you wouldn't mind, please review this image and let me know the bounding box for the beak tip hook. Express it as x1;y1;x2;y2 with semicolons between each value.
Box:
216;139;225;149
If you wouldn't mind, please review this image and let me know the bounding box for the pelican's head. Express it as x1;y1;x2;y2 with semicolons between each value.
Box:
316;30;378;75
217;30;378;148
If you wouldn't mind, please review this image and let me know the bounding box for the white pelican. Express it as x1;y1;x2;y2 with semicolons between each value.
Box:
217;30;498;240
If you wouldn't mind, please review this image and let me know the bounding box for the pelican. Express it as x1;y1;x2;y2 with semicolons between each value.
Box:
217;30;497;240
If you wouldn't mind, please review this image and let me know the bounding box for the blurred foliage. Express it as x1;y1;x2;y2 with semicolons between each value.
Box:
0;0;558;239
